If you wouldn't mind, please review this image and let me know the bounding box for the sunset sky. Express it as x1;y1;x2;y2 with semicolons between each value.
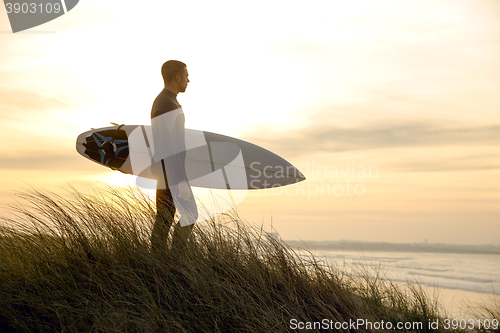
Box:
1;0;499;245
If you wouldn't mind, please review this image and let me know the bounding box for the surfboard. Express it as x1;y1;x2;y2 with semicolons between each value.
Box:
76;124;305;190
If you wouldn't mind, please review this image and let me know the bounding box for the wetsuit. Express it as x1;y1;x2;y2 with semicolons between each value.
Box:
150;89;197;250
151;89;188;187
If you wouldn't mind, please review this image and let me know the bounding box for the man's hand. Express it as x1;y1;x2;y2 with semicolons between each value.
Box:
178;181;191;200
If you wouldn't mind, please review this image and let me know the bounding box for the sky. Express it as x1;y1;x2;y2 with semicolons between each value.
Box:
0;0;499;245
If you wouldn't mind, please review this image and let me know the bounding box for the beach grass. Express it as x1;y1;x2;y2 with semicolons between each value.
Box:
0;185;497;332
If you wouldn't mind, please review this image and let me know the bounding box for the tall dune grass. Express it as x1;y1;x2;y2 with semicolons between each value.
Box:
0;185;497;332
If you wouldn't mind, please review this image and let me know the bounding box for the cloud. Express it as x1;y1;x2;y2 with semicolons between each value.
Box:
241;122;500;162
1;150;86;172
0;84;71;121
388;152;500;173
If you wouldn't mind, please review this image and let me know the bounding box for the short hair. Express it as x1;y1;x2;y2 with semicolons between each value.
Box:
161;60;186;84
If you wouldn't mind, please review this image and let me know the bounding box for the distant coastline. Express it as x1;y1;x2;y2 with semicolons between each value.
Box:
284;240;500;255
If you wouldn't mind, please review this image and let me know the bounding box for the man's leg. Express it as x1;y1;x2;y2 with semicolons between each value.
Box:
171;222;194;250
151;188;176;252
171;180;198;250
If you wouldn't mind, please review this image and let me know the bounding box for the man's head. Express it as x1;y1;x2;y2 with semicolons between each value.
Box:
161;60;189;94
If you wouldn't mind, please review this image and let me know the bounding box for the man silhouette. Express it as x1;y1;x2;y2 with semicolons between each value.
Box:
150;60;198;252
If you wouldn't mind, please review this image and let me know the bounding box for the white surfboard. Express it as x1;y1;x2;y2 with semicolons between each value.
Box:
76;124;305;190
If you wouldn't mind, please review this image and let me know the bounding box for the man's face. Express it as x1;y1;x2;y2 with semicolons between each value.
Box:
178;67;189;93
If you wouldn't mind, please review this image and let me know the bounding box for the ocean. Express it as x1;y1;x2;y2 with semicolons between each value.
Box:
287;241;500;319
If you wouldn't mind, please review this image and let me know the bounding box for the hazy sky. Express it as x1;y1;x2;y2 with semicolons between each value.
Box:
1;0;499;245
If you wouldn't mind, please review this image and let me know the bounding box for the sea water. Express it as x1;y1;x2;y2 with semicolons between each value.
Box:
297;248;500;319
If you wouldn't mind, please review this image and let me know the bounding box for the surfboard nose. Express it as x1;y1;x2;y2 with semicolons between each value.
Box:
296;168;306;181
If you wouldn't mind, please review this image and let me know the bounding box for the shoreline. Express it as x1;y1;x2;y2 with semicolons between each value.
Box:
291;247;498;320
436;287;498;320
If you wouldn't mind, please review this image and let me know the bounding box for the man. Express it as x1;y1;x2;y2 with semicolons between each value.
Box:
150;60;198;252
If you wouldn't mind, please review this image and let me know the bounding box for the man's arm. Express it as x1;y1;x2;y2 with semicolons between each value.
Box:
151;108;187;189
172;112;191;200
